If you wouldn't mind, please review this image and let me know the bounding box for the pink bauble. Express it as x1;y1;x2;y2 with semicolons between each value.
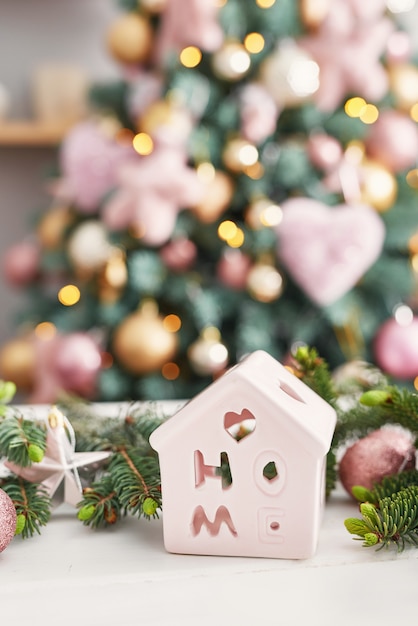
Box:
54;333;102;397
365;110;418;172
2;241;40;286
339;427;416;496
60;121;135;212
217;249;252;290
374;316;418;379
160;237;197;271
0;488;17;552
307;133;343;171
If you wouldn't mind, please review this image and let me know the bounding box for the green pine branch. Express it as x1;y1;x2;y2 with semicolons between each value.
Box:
0;477;51;538
0;413;47;466
77;474;122;528
345;486;418;551
76;448;162;527
292;345;338;408
352;469;418;505
110;449;161;518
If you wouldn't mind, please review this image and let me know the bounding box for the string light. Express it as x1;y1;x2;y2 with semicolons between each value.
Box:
256;0;276;7
34;321;56;340
226;227;245;248
180;46;202;68
218;220;238;241
411;103;418;122
345;97;379;124
359;104;379;124
58;284;81;306
162;362;180;380
132;132;154;155
196;161;216;183
393;303;414;326
244;32;265;54
406;168;418;189
163;314;182;332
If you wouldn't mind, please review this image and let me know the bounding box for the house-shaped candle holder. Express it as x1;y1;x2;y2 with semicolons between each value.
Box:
150;350;337;559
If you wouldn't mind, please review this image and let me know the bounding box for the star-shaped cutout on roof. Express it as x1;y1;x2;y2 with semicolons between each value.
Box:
5;406;111;507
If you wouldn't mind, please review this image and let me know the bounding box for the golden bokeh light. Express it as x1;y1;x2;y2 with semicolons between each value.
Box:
163;314;182;332
162;362;180;380
132;132;154;155
256;0;276;7
244;32;265;54
344;97;367;118
406;168;418;189
34;321;57;340
58;284;81;306
411;103;418;122
180;46;202;68
196;161;216;183
226;227;245;248
359;104;379;124
218;220;238;241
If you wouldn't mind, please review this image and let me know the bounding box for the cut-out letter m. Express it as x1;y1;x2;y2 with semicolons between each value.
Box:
191;505;237;537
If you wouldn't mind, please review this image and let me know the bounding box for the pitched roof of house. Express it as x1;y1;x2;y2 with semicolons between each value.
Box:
150;350;336;457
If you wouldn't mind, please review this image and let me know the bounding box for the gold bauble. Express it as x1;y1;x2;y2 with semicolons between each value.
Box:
37;206;72;249
192;169;234;223
360;159;398;212
113;303;178;375
106;13;153;65
212;41;251;81
0;338;35;391
188;328;229;376
247;263;284;303
389;64;418;112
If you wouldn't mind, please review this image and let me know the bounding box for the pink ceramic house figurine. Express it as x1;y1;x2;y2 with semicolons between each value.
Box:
150;350;337;559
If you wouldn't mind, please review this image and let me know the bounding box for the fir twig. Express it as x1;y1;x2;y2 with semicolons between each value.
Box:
77;474;122;528
292;345;338;408
1;477;51;538
0;414;47;466
351;469;418;505
344;486;418;551
110;448;162;518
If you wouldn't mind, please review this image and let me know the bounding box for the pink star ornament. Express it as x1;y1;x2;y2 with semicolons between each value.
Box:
5;406;111;507
299;0;393;110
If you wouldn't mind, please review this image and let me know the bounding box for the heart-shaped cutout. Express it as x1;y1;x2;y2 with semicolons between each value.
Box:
276;198;385;305
224;408;256;442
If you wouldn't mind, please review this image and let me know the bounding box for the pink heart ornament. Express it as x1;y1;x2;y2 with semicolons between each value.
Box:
276;198;385;305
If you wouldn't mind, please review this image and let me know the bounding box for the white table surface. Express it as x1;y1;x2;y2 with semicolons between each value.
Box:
1;404;417;625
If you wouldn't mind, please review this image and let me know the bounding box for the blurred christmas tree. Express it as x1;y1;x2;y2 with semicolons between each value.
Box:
1;0;418;403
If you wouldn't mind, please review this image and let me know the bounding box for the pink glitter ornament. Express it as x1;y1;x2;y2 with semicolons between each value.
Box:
339;427;416;496
0;488;17;552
